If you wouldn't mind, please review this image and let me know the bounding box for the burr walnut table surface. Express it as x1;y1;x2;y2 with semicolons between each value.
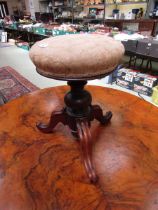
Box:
0;86;157;210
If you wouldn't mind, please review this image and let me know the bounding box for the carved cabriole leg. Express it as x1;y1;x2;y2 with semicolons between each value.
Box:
92;105;112;125
37;109;67;133
37;105;112;134
76;119;98;183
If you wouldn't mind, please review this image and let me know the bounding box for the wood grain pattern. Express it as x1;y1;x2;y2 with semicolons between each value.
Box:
0;86;157;210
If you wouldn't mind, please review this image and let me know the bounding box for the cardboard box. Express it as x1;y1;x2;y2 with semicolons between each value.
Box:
10;23;18;30
152;86;158;105
116;78;132;90
33;27;45;35
45;29;52;36
115;68;158;96
52;30;66;36
116;68;137;90
134;73;158;96
52;30;80;36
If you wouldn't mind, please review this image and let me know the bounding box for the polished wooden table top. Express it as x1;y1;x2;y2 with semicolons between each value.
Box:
0;86;157;210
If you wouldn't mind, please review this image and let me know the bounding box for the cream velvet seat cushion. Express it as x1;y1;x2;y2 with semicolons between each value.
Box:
29;34;124;80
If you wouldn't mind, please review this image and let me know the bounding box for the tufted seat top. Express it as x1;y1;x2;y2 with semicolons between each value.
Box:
29;34;124;80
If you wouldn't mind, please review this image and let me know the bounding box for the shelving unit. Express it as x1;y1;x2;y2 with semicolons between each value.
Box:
74;1;147;6
115;1;147;5
38;0;148;24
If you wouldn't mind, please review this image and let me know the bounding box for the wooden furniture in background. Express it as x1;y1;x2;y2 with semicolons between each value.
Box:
0;86;157;210
104;19;157;36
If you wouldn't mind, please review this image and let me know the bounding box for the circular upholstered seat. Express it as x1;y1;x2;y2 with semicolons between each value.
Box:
29;34;124;80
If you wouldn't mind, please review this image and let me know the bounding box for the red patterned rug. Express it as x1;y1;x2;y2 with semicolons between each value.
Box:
0;66;39;104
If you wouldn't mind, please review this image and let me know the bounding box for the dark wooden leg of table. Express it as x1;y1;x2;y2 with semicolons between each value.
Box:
146;59;153;73
146;59;149;72
133;56;137;68
140;58;144;69
129;56;133;67
149;60;153;74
